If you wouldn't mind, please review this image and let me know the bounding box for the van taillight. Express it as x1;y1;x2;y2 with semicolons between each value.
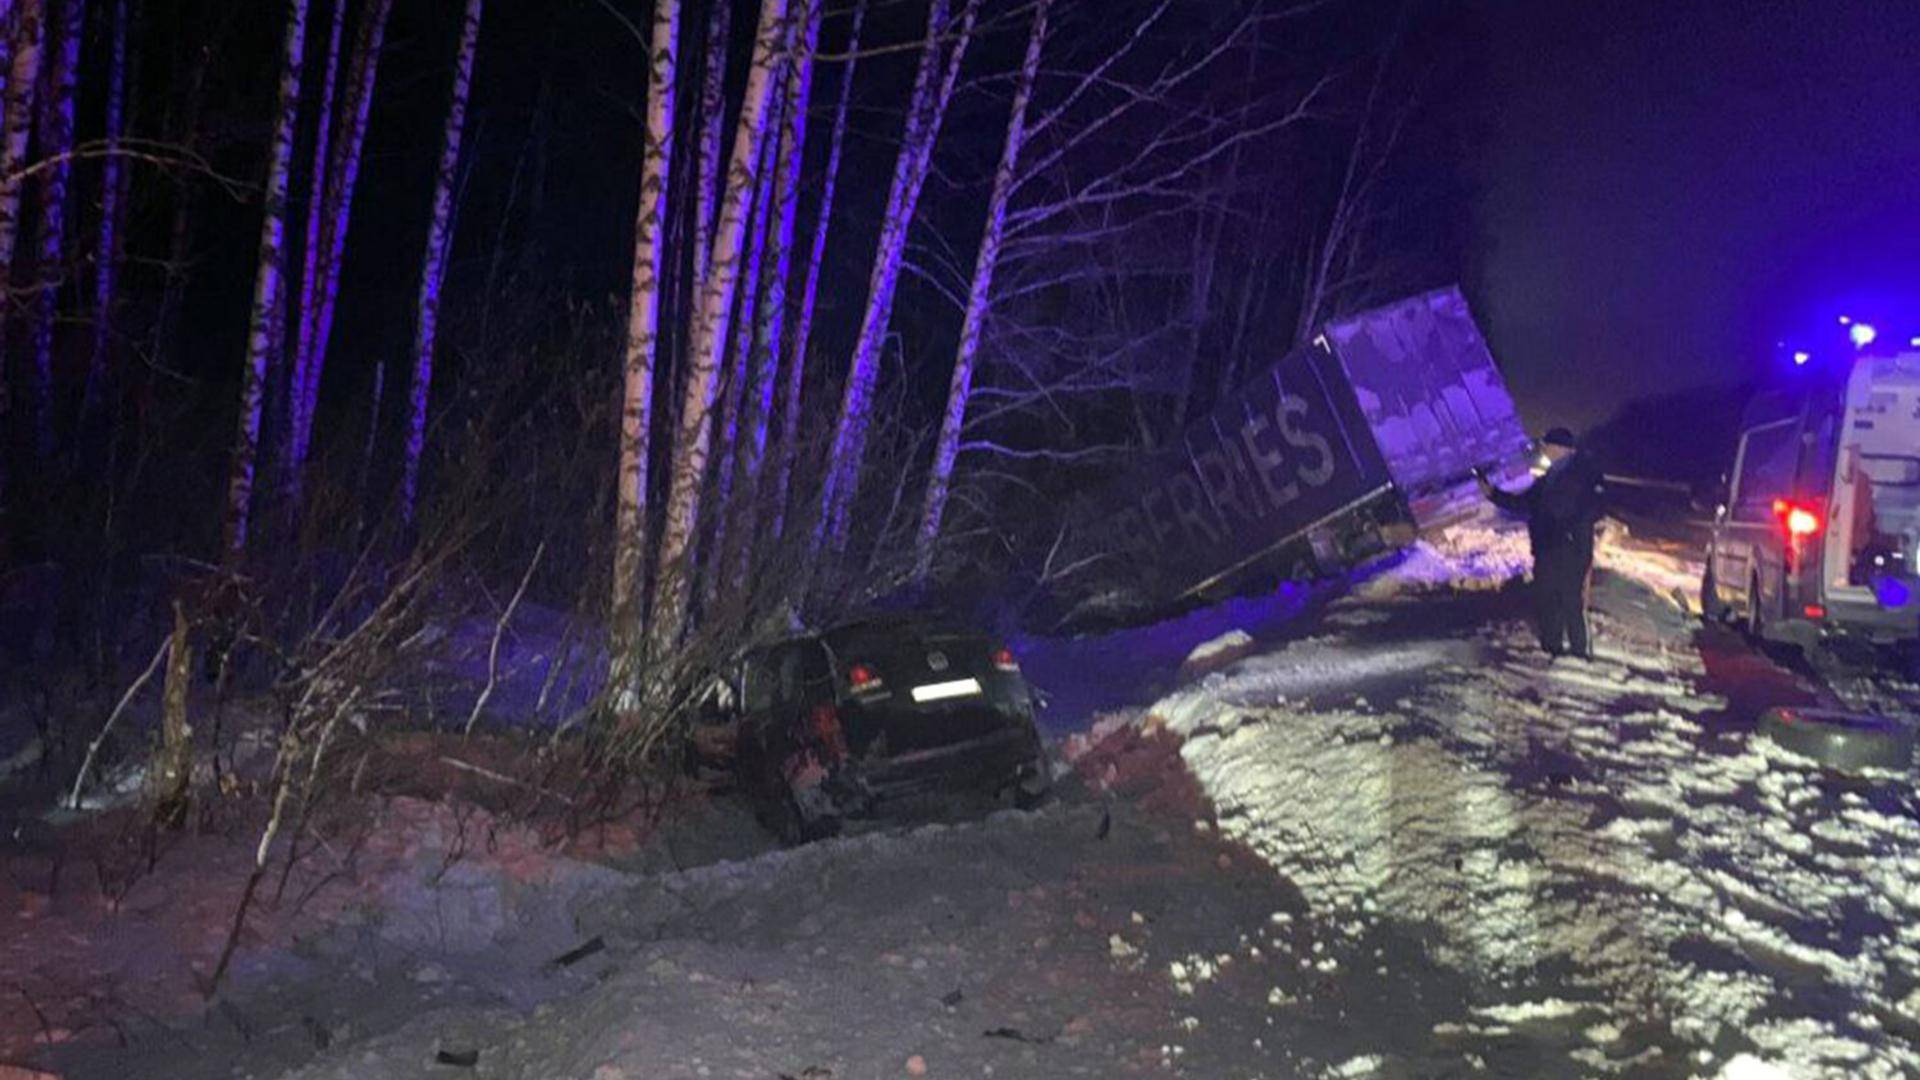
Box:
992;648;1020;674
1771;499;1823;538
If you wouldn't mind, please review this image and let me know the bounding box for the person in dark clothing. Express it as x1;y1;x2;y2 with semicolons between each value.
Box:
1477;427;1608;659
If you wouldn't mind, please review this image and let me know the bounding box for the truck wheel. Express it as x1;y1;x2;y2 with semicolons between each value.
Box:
1700;567;1726;623
1758;706;1916;772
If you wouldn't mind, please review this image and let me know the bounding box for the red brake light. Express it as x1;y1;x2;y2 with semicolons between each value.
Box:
992;648;1020;674
846;663;882;692
1772;499;1823;538
1803;604;1826;619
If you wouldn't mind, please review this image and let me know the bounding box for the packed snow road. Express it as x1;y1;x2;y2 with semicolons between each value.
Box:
1119;525;1920;1079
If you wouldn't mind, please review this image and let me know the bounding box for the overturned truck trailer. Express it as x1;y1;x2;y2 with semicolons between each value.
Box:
1084;286;1531;611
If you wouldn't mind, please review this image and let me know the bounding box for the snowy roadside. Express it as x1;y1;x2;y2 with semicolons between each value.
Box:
1131;522;1920;1078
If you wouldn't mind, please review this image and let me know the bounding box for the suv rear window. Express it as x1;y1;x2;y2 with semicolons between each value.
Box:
826;620;975;657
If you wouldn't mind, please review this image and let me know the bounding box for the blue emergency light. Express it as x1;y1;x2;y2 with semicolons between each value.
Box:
1876;576;1912;610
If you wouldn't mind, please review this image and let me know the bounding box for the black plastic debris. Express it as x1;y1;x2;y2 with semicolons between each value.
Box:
984;1027;1054;1044
549;935;606;968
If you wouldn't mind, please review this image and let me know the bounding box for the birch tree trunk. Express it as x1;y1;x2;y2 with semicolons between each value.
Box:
0;2;12;103
27;0;78;463
221;0;307;562
813;0;972;557
0;0;41;529
701;99;780;612
913;0;1048;579
689;0;729;295
726;0;819;584
79;0;127;445
289;0;393;498
151;600;194;828
649;0;791;658
607;0;680;721
399;0;484;523
0;0;37;294
279;0;345;477
767;0;862;544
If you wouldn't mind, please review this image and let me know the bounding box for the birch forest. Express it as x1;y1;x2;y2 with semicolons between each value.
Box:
0;0;1466;803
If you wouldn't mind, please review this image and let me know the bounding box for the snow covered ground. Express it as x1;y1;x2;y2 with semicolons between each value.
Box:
16;518;1918;1080
1142;522;1920;1078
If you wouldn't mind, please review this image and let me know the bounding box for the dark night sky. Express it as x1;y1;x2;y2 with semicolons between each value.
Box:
144;0;1920;454
1469;0;1920;431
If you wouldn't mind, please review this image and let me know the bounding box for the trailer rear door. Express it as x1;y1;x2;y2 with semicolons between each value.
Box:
1322;287;1530;500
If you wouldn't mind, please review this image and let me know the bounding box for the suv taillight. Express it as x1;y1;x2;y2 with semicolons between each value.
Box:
992;648;1020;674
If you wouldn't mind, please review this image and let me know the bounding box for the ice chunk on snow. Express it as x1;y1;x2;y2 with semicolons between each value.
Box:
1713;1054;1793;1080
1472;998;1591;1024
1185;629;1253;668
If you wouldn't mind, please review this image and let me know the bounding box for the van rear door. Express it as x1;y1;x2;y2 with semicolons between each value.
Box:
1825;354;1920;609
1716;417;1799;606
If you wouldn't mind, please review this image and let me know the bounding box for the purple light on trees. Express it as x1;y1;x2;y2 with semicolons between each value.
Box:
401;0;485;523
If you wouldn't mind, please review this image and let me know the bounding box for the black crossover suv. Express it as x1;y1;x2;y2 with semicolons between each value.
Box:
701;617;1051;843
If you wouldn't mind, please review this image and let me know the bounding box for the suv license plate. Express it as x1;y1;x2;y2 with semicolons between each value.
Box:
911;678;983;703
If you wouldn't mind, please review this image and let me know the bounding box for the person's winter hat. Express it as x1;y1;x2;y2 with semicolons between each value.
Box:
1542;427;1577;449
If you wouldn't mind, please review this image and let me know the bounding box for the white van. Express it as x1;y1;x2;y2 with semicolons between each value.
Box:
1704;350;1919;660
